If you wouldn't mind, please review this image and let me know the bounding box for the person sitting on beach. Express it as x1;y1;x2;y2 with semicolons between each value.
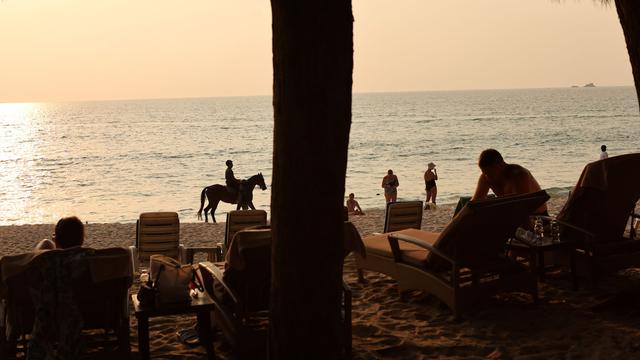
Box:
346;193;364;215
381;169;399;203
424;162;438;209
600;145;608;160
35;216;85;250
471;149;547;215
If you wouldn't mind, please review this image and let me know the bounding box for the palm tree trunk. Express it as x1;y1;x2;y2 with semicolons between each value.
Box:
270;0;353;359
614;0;640;109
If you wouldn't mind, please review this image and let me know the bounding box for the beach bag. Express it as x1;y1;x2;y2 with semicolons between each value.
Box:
149;255;193;304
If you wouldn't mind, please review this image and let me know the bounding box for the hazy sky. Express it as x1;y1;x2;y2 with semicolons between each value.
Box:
0;0;632;103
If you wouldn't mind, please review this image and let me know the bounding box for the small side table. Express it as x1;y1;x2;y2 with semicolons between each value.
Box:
131;291;216;360
510;236;578;290
185;246;222;264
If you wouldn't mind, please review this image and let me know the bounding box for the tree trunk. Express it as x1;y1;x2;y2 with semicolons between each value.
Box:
270;1;353;359
615;0;640;110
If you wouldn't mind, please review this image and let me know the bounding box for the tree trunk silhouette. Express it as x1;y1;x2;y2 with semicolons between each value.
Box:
269;0;353;359
615;0;640;109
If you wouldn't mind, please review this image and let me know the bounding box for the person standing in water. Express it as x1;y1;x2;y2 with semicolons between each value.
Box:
381;169;399;203
424;162;438;209
600;145;608;160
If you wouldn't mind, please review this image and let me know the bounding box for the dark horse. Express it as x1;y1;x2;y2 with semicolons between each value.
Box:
197;173;267;223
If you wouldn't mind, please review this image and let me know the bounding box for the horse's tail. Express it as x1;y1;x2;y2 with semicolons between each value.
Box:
197;187;207;220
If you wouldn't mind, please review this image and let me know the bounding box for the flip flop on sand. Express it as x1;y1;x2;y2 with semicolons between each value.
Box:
177;327;200;347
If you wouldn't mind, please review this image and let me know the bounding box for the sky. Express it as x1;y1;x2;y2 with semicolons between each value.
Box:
0;0;633;103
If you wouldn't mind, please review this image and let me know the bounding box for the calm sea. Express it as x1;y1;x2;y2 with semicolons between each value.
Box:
1;87;638;225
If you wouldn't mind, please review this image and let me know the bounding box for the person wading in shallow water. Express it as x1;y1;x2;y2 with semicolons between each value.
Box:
225;160;243;205
381;169;399;203
424;162;438;209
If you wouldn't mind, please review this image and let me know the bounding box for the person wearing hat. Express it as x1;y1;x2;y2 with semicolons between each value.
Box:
424;162;438;209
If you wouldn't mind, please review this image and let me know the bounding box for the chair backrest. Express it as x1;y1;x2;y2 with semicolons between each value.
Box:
224;228;272;314
136;212;180;262
427;190;550;269
1;247;132;352
557;153;640;243
383;201;423;233
224;210;268;254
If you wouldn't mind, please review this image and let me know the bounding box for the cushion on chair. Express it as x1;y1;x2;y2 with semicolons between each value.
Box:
362;228;439;267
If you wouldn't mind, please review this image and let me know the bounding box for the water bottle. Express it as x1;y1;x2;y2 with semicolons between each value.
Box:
534;216;544;245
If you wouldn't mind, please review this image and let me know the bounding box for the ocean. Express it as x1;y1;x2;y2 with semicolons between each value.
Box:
1;87;638;225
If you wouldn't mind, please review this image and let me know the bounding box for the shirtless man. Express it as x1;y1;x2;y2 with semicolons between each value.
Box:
346;193;364;215
471;149;547;215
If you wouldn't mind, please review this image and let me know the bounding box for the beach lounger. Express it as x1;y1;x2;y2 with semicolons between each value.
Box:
554;153;640;286
199;225;354;359
357;191;549;318
199;228;272;359
223;210;268;256
0;247;132;358
356;201;423;281
129;212;185;273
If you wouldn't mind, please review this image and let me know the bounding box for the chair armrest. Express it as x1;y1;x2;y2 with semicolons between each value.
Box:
388;234;455;266
554;218;598;250
0;299;5;329
178;244;186;264
198;261;238;304
128;246;138;275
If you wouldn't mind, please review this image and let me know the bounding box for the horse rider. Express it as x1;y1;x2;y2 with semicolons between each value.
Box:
225;160;244;205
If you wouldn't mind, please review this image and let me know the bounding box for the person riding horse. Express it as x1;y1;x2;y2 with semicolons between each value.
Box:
225;160;244;205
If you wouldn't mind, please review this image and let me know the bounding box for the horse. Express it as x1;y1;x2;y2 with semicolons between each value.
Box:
197;173;267;223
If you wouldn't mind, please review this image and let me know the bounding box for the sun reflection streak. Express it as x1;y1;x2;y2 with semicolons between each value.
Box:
0;102;51;224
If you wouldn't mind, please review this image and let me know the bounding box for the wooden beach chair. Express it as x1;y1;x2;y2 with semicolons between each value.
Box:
0;247;133;358
357;191;549;318
129;212;185;273
356;201;423;281
199;227;353;359
223;210;268;256
554;153;640;286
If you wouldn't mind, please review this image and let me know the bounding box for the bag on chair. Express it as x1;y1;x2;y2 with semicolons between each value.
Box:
149;254;194;304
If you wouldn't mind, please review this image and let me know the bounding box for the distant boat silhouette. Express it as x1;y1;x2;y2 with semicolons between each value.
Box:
571;85;579;88
584;83;596;87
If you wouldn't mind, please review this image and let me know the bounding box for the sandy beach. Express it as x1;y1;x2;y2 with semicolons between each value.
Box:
3;194;640;359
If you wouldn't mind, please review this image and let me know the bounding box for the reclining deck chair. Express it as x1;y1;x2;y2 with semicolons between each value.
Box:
199;227;353;359
356;201;423;281
129;212;185;273
357;191;549;318
199;228;272;359
0;247;132;358
223;210;268;256
555;153;640;286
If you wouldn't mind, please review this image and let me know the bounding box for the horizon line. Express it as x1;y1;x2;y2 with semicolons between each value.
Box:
1;84;634;105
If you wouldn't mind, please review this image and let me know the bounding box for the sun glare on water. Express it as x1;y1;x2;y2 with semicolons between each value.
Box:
0;102;56;224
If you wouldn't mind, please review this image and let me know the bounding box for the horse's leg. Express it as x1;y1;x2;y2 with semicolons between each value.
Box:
248;202;256;210
203;203;212;223
211;200;220;223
